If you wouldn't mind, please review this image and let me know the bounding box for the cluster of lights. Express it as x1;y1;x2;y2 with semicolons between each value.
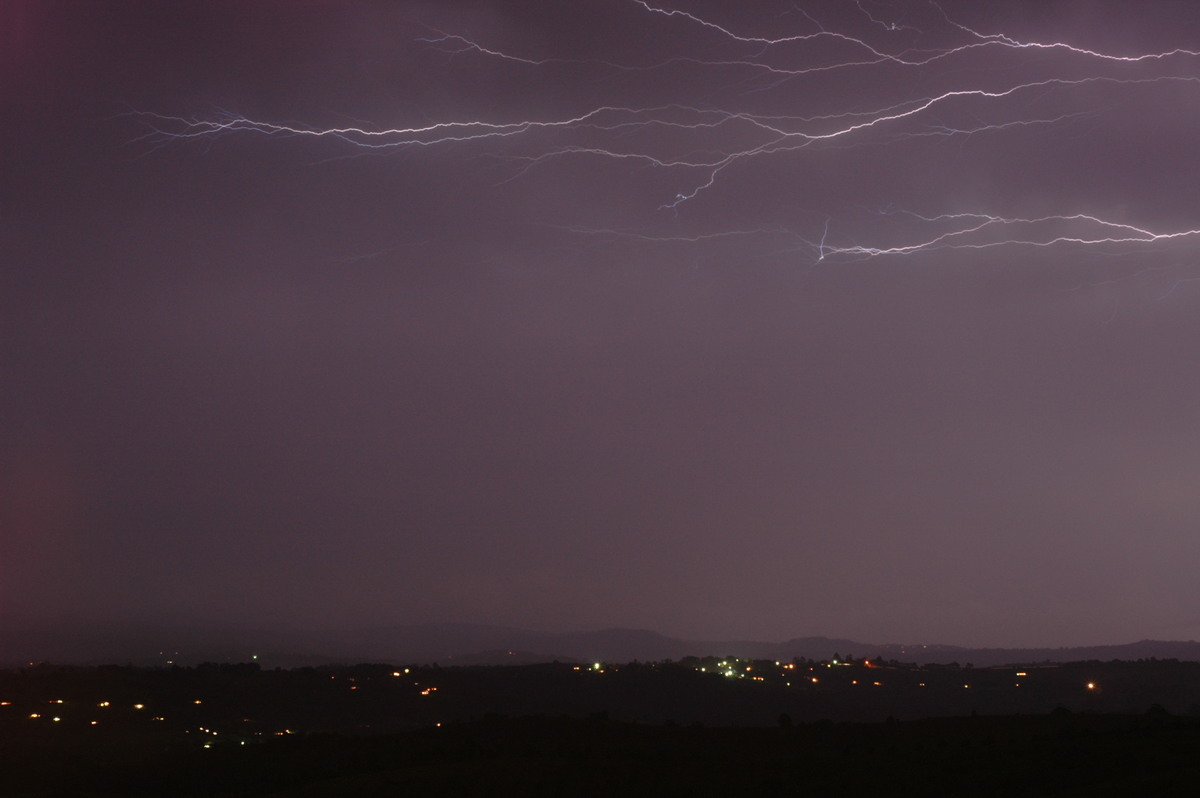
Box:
0;659;1117;745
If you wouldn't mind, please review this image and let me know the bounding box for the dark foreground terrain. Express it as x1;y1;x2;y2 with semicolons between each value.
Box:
2;658;1198;796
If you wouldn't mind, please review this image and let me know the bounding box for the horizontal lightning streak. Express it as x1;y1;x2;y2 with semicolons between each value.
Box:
821;214;1200;259
136;1;1200;266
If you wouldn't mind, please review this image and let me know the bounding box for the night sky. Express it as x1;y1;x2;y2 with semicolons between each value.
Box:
6;0;1200;649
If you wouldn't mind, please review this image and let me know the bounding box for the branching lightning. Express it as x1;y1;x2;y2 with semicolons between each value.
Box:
819;212;1200;259
133;0;1200;268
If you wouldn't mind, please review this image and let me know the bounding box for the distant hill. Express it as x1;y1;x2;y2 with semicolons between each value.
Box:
3;621;1199;668
339;626;1200;668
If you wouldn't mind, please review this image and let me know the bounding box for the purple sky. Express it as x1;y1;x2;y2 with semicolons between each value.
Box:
5;0;1200;648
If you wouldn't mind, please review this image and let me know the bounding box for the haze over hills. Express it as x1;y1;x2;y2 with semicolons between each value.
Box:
4;622;1200;668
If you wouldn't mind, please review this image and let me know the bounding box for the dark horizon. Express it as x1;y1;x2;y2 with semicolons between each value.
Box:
7;1;1200;650
5;618;1200;672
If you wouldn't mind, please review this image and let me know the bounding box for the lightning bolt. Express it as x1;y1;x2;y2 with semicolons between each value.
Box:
819;212;1200;259
133;0;1200;270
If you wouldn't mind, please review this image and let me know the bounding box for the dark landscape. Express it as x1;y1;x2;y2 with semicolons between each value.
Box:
4;652;1200;796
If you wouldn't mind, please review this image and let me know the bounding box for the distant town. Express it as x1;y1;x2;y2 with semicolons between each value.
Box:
4;655;1200;795
6;655;1200;736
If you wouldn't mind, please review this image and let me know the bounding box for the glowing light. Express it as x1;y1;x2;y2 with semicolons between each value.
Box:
133;0;1200;279
133;704;145;710
1087;682;1096;690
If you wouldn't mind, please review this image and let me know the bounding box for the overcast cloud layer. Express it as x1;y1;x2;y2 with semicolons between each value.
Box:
5;0;1200;648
